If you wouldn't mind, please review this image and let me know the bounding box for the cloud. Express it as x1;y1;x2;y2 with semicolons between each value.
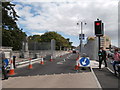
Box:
13;0;119;46
31;32;44;35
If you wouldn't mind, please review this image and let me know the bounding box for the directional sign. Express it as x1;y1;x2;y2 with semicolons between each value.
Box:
3;58;9;68
79;57;90;66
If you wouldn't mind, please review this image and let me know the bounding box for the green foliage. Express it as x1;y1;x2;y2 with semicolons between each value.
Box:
2;2;26;50
2;2;72;50
106;38;109;42
28;32;73;50
28;35;41;42
2;2;19;29
40;32;72;50
2;28;26;50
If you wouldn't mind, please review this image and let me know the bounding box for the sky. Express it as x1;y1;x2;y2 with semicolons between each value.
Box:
11;0;119;47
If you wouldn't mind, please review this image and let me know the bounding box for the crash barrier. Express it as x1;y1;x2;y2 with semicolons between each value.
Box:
6;51;71;69
6;58;41;70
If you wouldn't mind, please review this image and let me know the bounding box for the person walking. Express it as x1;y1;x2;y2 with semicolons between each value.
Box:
112;48;120;75
98;47;107;70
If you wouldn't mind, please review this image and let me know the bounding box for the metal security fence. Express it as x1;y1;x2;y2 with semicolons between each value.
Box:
28;42;53;59
28;42;51;50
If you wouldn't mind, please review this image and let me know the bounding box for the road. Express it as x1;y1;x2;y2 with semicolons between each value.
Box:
8;53;82;77
2;53;120;89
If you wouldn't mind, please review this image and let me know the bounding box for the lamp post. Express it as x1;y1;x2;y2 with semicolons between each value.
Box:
77;21;87;54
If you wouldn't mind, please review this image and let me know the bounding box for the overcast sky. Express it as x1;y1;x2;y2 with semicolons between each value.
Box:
12;0;119;47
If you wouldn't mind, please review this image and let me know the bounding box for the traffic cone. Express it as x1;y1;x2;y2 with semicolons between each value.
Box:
76;55;80;60
40;56;44;65
50;56;53;62
74;60;79;70
77;56;80;67
78;62;80;67
28;58;32;69
8;60;15;75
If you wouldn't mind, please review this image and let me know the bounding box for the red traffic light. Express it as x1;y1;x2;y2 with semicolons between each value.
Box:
96;22;100;26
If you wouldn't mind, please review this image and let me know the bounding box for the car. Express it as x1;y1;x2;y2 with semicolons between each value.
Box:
106;51;114;58
73;50;76;53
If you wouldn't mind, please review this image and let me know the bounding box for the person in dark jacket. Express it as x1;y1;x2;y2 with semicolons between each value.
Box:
98;47;107;70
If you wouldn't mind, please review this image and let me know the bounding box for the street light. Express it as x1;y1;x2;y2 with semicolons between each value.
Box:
77;21;87;54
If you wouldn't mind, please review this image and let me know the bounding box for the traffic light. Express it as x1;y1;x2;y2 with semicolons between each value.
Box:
94;20;104;36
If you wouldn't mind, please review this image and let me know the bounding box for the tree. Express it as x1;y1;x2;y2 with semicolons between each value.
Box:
2;2;19;29
40;32;72;50
28;35;41;42
2;2;26;50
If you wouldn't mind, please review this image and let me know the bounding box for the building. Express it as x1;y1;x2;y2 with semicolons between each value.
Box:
100;36;111;50
87;35;111;50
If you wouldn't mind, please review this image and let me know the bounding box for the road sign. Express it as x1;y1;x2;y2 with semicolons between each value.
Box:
3;58;9;68
79;57;90;66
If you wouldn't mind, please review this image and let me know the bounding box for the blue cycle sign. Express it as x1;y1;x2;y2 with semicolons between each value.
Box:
79;57;90;66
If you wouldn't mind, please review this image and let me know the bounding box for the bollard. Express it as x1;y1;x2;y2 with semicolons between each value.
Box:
13;56;16;69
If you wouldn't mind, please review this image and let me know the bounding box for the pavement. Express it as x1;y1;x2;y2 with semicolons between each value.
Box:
2;72;100;88
1;53;120;89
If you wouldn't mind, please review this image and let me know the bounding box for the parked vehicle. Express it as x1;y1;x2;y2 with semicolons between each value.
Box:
106;51;114;58
72;50;76;53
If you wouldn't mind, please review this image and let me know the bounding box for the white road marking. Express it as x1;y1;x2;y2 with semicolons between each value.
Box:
90;67;102;89
107;67;114;74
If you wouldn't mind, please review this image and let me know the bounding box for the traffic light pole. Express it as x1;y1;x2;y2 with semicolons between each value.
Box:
94;19;104;62
98;36;101;65
98;36;101;51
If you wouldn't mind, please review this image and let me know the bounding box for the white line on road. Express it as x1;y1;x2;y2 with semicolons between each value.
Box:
107;67;114;74
90;67;102;89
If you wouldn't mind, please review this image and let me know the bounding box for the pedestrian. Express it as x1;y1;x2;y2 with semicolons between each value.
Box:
98;47;107;70
2;53;9;80
112;48;120;75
